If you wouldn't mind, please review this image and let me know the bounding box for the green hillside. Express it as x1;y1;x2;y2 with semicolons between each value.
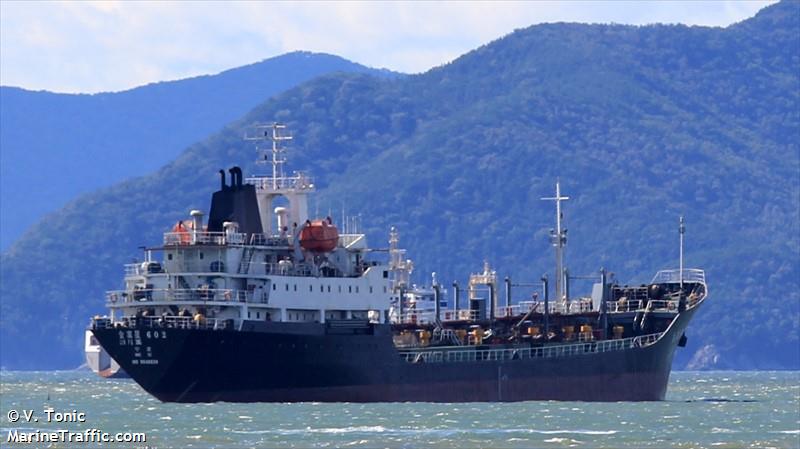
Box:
0;52;396;251
1;1;797;370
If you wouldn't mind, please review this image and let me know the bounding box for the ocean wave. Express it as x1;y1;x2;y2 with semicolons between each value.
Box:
228;426;616;436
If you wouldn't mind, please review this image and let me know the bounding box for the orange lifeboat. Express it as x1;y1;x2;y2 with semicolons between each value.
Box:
171;220;193;244
299;218;339;252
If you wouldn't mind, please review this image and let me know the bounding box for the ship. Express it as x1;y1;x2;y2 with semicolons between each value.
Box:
84;330;128;378
89;123;708;402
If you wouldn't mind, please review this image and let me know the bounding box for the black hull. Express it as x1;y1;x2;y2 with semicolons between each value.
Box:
93;306;699;403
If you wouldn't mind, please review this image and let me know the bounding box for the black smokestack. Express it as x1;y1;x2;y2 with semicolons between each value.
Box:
228;168;237;190
219;169;227;190
233;166;243;187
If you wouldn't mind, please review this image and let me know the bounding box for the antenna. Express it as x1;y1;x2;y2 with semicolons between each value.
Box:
541;180;570;301
245;123;293;190
679;216;685;291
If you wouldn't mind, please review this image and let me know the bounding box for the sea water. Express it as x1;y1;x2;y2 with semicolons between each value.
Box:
1;371;797;448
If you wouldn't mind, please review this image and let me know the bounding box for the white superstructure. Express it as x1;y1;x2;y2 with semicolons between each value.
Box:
104;124;393;328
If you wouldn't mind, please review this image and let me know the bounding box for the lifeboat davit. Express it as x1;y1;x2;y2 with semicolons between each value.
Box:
299;218;339;252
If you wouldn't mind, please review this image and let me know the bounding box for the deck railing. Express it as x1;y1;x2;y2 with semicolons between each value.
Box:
163;231;247;246
245;174;315;192
399;332;663;364
394;295;679;325
651;269;706;285
106;288;262;305
92;315;231;331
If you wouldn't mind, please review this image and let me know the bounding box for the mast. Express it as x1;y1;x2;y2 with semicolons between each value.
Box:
541;180;570;302
253;123;291;189
245;123;314;235
679;216;685;291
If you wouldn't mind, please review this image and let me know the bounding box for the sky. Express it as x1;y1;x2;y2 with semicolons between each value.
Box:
0;1;776;94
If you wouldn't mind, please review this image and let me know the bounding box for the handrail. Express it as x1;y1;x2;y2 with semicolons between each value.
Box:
398;332;663;363
163;231;246;246
105;288;261;304
245;173;315;191
394;296;680;325
92;315;231;331
651;269;706;285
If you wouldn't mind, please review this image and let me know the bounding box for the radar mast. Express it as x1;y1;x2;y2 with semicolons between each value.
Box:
244;123;314;235
541;180;570;302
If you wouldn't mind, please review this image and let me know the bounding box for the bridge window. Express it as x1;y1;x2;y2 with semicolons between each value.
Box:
320;285;323;292
285;284;289;291
294;284;297;291
348;286;352;293
273;283;276;291
356;286;359;293
369;286;373;293
309;285;313;292
327;285;331;293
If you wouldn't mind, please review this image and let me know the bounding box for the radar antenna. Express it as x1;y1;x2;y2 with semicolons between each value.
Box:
541;180;570;302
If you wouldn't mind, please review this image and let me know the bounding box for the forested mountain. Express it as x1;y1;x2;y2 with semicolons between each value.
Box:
1;1;797;370
0;52;395;250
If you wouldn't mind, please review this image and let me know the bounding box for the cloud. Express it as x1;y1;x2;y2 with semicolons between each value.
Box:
0;0;776;93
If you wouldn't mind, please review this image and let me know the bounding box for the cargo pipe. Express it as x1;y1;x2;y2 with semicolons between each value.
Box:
542;275;549;338
489;283;496;322
398;286;405;324
452;281;460;316
600;268;608;340
504;276;511;308
433;284;441;323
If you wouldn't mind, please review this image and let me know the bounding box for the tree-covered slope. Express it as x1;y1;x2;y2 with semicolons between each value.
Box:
0;52;396;251
1;1;797;370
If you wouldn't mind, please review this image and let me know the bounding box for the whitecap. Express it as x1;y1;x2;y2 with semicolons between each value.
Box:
535;430;617;435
